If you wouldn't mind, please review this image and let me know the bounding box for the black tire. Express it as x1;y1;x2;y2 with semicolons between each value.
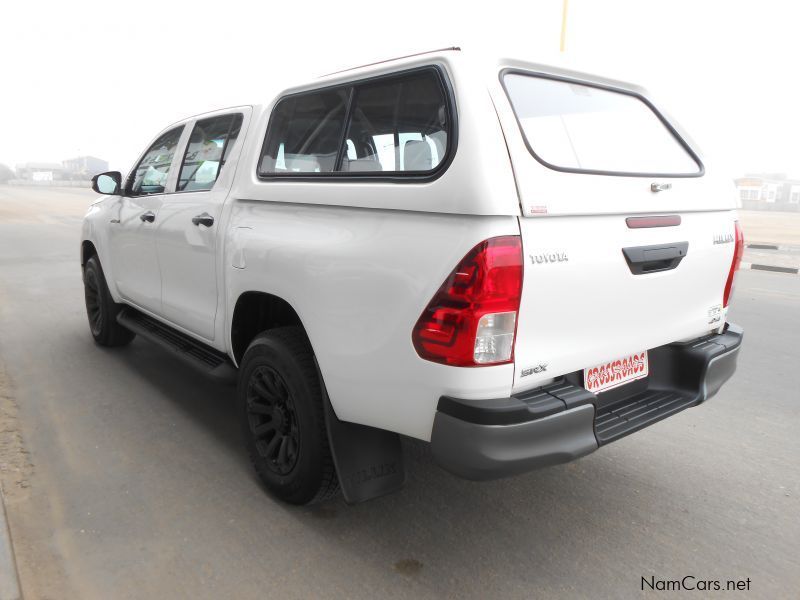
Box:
83;255;136;347
238;327;339;505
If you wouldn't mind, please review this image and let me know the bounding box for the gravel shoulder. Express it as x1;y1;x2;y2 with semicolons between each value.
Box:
0;361;78;600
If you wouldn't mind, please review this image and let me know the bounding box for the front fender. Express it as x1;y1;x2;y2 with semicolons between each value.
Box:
81;196;122;302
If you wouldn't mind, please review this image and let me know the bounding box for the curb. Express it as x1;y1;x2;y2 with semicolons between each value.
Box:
0;485;21;600
746;242;798;252
740;262;799;275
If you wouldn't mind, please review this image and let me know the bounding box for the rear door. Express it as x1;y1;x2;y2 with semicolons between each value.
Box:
155;110;248;341
492;68;739;392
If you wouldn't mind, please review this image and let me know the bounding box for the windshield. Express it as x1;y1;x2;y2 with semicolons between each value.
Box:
503;73;701;176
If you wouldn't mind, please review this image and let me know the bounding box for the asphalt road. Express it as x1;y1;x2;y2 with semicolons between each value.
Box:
0;186;798;599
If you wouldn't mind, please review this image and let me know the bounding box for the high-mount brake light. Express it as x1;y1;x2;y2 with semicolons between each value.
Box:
723;221;744;308
412;236;523;366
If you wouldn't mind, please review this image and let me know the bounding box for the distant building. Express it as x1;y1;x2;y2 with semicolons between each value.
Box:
62;156;109;180
15;162;65;181
0;163;14;183
734;173;800;211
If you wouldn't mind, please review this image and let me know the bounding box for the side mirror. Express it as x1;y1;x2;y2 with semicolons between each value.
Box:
91;171;122;195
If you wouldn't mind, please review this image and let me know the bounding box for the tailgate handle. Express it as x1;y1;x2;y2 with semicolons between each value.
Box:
622;242;689;274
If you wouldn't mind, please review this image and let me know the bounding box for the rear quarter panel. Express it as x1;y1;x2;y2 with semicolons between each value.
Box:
225;205;519;439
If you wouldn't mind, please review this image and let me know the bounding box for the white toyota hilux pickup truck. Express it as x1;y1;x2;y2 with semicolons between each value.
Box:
82;49;744;505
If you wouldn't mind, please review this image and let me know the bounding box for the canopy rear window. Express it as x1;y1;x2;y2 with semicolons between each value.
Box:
502;73;702;177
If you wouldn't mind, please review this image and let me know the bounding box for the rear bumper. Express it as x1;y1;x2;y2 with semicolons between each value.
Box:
431;323;743;480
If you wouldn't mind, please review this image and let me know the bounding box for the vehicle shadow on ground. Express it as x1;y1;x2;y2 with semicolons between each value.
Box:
109;338;247;461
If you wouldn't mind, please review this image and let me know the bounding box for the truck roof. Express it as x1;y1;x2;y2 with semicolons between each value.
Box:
318;46;462;77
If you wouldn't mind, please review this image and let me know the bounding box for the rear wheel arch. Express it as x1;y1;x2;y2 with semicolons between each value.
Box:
230;292;305;365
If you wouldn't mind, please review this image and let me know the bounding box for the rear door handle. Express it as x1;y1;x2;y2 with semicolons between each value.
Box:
192;212;214;227
622;241;689;274
140;211;155;223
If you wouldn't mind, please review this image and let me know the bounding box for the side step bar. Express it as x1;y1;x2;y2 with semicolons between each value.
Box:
117;308;237;385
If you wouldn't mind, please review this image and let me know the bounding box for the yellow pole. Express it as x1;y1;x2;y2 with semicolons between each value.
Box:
560;0;569;52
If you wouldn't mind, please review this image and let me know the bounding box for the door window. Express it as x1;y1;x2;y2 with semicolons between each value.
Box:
128;126;184;195
177;113;243;191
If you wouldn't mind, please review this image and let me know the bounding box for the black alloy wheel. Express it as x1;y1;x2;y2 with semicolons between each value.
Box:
237;327;339;505
82;255;135;347
84;266;104;337
245;365;300;475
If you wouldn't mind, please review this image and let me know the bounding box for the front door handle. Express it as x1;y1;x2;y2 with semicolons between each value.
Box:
192;212;214;227
140;211;156;223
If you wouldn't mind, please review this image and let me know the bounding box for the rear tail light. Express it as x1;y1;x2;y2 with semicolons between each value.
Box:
412;236;523;366
723;220;745;307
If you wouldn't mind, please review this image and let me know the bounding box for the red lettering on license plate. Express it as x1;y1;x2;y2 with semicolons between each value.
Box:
584;351;649;394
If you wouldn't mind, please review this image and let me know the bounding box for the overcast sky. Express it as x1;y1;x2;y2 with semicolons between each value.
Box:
1;0;797;180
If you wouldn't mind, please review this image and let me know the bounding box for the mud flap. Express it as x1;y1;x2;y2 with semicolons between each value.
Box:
322;391;406;504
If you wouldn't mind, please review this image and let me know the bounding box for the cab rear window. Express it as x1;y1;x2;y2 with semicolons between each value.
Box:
502;73;702;176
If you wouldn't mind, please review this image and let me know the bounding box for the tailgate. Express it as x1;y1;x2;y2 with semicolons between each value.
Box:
491;65;739;391
513;210;736;391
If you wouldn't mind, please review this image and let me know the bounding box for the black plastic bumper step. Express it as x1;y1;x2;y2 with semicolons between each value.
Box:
594;389;696;444
438;380;594;426
117;308;236;384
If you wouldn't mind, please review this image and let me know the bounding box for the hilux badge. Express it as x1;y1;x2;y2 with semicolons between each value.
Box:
713;233;734;245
